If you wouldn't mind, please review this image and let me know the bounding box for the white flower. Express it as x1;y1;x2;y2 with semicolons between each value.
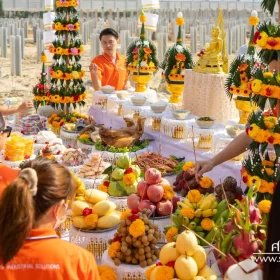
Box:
143;40;149;46
175;45;184;53
177;12;183;18
140;61;148;67
251;10;258;17
136;41;141;47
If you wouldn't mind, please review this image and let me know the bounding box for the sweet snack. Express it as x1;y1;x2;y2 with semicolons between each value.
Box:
61;148;86;166
4;134;34;162
41;142;67;156
42;145;53;158
78;154;110;179
21;115;47;136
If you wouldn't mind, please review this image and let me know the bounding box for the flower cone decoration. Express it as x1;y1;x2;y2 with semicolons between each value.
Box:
33;51;50;110
225;10;260;124
126;11;159;92
47;0;86;111
161;12;193;104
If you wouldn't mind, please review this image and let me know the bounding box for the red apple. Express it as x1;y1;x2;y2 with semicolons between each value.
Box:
138;200;156;214
127;194;140;210
147;183;164;203
136;181;149;198
156;200;173;216
145;168;162;185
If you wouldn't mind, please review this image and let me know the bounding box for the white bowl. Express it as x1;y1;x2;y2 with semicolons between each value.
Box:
116;90;129;100
225;124;245;138
131;96;147;106
150;101;168;113
101;85;115;94
172;109;190;120
196;117;215;129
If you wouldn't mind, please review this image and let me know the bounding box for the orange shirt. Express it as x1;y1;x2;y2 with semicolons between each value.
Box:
0;163;19;197
0;228;100;280
91;52;129;90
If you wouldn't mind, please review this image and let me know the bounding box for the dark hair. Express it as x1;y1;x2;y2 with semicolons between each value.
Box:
263;180;280;280
0;158;75;265
99;28;119;41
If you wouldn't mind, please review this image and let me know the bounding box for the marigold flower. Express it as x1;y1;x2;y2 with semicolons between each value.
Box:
251;79;262;92
120;209;131;220
187;190;202;203
145;264;156;280
238;63;248;71
154;266;175;279
98;184;108;193
201;218;214;231
79;134;89;139
165;227;178;243
248;175;261;190
84;213;98;228
144;47;152;54
140;15;146;23
175;53;186;61
123;173;136;185
264;116;278;129
258;200;271;214
163;185;175;200
129;219;145;238
180;208;195;219
176;17;185;26
263;72;273;78
200;177;214;189
256;31;268;47
262;160;274;167
108;241;121;258
182;161;194;171
249;16;259;26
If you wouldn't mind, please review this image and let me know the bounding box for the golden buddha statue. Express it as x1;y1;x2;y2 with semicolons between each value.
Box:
194;8;228;74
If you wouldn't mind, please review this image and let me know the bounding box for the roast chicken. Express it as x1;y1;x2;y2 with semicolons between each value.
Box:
99;117;145;148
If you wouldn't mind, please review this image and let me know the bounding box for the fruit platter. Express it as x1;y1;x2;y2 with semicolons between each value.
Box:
71;189;121;232
173;162;215;197
97;154;142;197
127;168;180;218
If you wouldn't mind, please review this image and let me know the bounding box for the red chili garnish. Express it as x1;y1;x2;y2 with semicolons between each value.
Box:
83;207;92;216
103;181;110;187
124;167;133;175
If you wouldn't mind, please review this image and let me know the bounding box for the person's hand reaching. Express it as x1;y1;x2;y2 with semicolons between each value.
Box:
17;101;33;113
195;160;215;183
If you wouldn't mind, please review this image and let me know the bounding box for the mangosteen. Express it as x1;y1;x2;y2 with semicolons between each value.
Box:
222;191;235;204
236;186;243;195
223;176;237;192
215;184;223;196
183;168;195;180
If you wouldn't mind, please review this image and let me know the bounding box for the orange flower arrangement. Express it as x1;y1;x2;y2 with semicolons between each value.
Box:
144;48;152;54
238;63;248;71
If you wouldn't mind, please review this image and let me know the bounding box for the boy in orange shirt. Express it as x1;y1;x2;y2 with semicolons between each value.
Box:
89;28;131;91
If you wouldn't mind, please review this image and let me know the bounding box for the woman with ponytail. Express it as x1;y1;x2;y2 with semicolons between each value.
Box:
0;158;100;280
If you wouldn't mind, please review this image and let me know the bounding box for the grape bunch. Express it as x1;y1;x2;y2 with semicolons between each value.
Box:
108;209;161;268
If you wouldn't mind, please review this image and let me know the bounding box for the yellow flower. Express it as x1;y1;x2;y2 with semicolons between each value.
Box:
263;72;273;78
264;116;278;129
258;200;271;214
187;190;202;203
252;79;262;92
123;173;136;185
72;71;80;79
120;209;131;220
84;214;98;228
248;175;261;190
265;168;274;176
201;218;214;231
153;266;175;280
98;184;108;193
266;182;275;194
249;16;259;26
165;227;178;243
181;208;195;219
262;160;274;167
98;266;118;280
145;264;156;280
108;241;121;258
163;185;175;200
129;219;145;238
80;45;84;52
200;177;214;189
182;161;194;171
257;32;268;47
55;22;62;30
247;124;260;139
140;15;146;23
176;17;185;26
79;134;89;139
41;51;47;63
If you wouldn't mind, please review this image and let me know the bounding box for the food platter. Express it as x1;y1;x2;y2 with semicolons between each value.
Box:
78;223;120;233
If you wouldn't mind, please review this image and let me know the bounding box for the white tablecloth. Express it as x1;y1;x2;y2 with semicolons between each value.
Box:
89;106;243;188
